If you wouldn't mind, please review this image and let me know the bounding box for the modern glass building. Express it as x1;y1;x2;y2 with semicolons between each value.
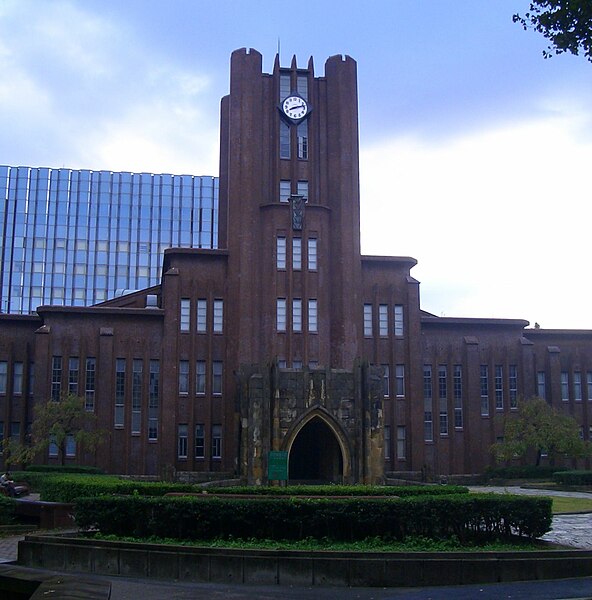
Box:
0;166;219;314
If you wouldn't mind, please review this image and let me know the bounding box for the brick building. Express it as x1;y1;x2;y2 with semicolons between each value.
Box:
1;48;592;482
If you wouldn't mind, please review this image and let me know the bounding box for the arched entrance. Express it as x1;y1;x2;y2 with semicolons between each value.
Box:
288;417;344;483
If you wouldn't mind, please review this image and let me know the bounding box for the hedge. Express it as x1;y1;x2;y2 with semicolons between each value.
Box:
75;493;552;542
24;464;104;474
0;496;16;525
485;465;567;480
553;470;592;486
37;476;469;503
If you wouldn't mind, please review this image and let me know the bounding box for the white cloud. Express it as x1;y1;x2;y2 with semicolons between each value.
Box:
360;106;592;329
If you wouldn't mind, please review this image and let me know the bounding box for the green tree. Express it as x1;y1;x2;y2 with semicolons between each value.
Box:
514;1;592;61
4;394;105;467
492;397;589;466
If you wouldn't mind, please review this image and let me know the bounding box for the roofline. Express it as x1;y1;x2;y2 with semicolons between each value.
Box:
421;316;530;328
361;255;418;268
35;306;164;317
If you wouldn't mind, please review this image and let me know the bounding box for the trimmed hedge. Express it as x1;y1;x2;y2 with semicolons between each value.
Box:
553;470;592;486
0;496;16;525
75;493;552;542
24;464;104;474
485;466;567;480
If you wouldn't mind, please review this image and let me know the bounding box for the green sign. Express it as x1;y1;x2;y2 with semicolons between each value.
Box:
268;451;288;481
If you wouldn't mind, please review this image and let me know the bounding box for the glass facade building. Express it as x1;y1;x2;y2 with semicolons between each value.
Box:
0;166;219;314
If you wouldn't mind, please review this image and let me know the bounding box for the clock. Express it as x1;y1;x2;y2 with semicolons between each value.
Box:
281;95;309;122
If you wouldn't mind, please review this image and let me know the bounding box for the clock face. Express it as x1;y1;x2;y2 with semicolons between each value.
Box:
282;95;308;121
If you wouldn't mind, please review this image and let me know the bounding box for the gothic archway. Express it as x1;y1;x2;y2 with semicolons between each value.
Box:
287;415;346;483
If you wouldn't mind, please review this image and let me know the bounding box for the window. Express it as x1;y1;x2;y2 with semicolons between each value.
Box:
179;360;189;394
148;360;159;441
213;299;223;333
588;372;592;401
509;365;518;409
48;434;58;458
297;121;308;159
394;305;404;337
277;298;287;332
297;180;308;199
280;121;290;159
308;299;318;333
212;361;223;395
537;371;546;399
196;299;207;332
131;359;142;434
397;426;406;460
293;360;303;369
51;356;62;401
561;371;569;401
495;365;503;410
212;424;222;459
382;364;390;397
453;364;463;428
13;362;23;395
115;358;125;427
439;365;448;436
293;298;302;332
378;304;388;337
65;434;76;457
178;424;188;458
85;357;96;411
384;425;391;460
68;357;79;395
10;422;19;442
395;364;405;398
292;238;302;270
180;298;190;332
480;365;489;416
279;180;291;202
0;362;7;394
307;238;317;271
423;365;433;442
575;372;582;402
363;304;373;337
196;361;206;395
195;424;205;458
277;236;286;270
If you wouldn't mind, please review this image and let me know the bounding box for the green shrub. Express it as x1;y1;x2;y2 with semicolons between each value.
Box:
0;496;16;525
485;465;567;480
553;470;592;486
25;464;104;474
75;493;552;543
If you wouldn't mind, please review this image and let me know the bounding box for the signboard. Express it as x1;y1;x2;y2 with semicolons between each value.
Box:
268;451;288;481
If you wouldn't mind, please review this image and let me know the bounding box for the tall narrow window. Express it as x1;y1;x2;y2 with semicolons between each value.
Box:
131;359;142;434
297;121;308;159
574;371;582;402
397;426;407;460
0;362;7;394
13;362;23;396
537;371;546;399
148;360;159;441
308;299;318;333
453;364;463;428
384;425;391;460
114;359;125;428
396;364;405;398
587;372;592;401
85;357;96;411
509;365;518;409
212;361;223;395
363;304;373;337
196;299;207;332
68;357;79;395
307;238;317;270
561;371;569;401
438;365;448;435
178;424;188;459
297;180;308;199
49;434;58;457
423;365;433;442
495;365;503;410
279;121;290;159
293;298;302;332
65;434;76;457
195;424;205;458
277;298;287;332
276;236;286;270
394;305;404;337
51;356;62;401
378;304;388;337
180;298;190;332
292;238;302;270
196;361;206;395
212;424;222;459
480;365;489;416
179;360;189;394
382;364;390;397
213;299;223;333
279;180;291;202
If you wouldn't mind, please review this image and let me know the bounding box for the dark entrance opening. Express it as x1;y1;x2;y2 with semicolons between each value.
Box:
289;417;343;483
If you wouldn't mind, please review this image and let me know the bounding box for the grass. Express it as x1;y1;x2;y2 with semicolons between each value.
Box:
552;496;592;514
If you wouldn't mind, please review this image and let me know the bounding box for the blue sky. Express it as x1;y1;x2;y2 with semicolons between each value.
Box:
1;0;591;328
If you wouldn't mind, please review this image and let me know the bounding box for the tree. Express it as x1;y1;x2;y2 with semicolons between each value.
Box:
514;1;592;62
4;394;105;467
492;397;589;466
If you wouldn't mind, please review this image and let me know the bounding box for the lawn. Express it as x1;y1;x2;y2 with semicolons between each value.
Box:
552;496;592;514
